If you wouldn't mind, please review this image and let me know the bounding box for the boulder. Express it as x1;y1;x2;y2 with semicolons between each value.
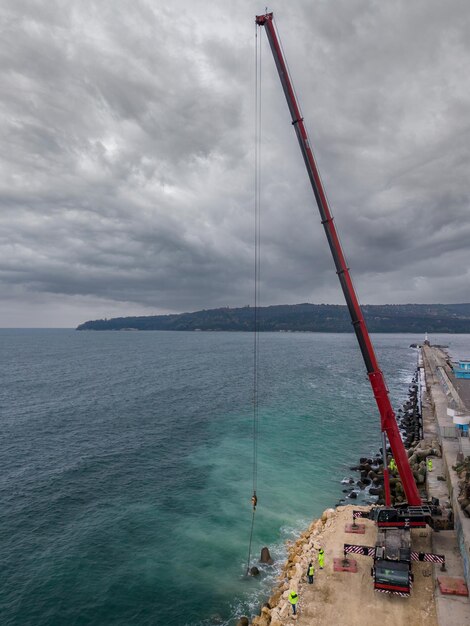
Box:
250;566;260;577
260;547;274;565
269;590;282;607
322;508;335;521
236;618;249;626
415;448;433;460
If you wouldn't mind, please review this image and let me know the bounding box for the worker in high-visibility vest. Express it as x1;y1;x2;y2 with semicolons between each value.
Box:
388;458;397;472
427;458;433;472
318;548;325;570
288;590;299;615
307;562;314;584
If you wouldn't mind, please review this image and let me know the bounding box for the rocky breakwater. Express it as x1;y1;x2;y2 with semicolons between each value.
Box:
346;370;441;505
453;455;470;517
244;507;337;626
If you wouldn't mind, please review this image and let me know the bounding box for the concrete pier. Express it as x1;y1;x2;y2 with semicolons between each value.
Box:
421;344;470;625
250;342;470;626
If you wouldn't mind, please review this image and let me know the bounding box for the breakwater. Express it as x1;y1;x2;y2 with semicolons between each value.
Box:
245;353;440;625
341;367;441;507
244;504;437;626
245;338;470;626
244;507;338;626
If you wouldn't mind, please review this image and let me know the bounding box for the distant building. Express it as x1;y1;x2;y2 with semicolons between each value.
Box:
455;360;470;379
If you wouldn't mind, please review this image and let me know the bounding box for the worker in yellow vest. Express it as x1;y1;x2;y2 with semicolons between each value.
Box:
307;562;314;584
388;458;397;473
288;590;299;615
318;548;325;569
427;458;433;472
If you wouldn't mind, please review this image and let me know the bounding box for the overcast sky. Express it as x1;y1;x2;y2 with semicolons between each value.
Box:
1;0;469;327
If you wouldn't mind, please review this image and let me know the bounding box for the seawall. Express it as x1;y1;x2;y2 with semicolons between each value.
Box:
421;345;470;589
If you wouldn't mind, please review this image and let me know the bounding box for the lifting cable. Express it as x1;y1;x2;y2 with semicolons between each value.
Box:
246;20;262;576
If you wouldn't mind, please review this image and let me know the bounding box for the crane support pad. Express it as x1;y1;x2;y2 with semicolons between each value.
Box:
437;576;469;596
334;557;358;573
344;523;365;534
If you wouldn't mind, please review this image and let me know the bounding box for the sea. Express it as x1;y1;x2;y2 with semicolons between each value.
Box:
2;330;470;626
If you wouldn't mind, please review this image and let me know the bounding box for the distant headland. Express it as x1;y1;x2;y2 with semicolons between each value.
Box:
76;303;470;333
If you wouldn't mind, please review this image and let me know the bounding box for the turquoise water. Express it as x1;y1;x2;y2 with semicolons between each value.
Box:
2;330;470;625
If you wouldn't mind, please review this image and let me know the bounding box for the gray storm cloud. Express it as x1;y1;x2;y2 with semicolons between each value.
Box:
0;0;469;326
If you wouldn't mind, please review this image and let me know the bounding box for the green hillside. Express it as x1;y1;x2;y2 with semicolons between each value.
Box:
77;303;470;333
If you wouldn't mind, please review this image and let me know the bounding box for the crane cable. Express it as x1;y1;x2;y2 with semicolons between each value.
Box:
246;20;262;576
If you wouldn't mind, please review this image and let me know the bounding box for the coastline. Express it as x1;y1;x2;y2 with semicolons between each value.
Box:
247;506;347;626
246;503;437;626
246;357;437;626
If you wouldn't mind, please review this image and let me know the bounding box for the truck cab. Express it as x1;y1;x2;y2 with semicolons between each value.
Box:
372;528;412;595
373;559;411;595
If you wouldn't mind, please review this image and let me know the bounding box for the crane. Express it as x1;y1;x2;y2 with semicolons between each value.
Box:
255;12;421;506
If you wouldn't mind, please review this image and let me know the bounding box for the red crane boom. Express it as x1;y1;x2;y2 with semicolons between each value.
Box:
256;12;421;506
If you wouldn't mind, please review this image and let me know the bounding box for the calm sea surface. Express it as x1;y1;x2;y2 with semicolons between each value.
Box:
2;330;470;625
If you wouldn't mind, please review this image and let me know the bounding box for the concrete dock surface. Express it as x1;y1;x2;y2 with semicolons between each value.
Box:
421;345;470;625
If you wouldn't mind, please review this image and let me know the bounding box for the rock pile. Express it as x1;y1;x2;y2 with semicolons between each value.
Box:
396;372;422;447
345;368;441;505
453;455;470;517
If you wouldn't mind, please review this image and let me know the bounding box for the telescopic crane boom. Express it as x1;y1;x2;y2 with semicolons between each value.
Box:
256;12;421;506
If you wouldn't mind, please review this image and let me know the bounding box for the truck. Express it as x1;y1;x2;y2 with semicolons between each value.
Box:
344;505;445;595
344;527;445;596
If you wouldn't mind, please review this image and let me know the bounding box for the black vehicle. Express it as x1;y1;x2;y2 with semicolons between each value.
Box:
354;504;439;529
345;526;444;596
